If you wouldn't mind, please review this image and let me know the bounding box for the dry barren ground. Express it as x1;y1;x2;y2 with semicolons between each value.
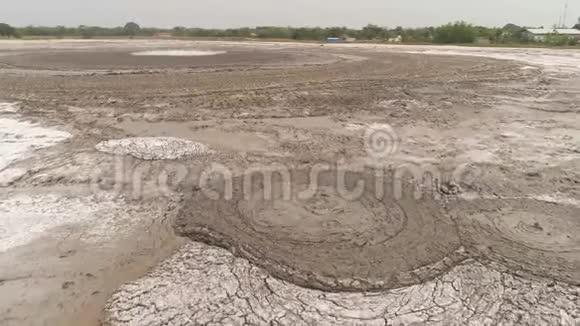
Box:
0;40;578;325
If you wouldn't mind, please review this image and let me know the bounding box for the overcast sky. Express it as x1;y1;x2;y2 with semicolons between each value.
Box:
3;0;579;28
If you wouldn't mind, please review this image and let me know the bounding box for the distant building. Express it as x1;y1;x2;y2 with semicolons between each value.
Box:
154;32;173;38
387;35;402;43
475;37;491;45
573;17;580;30
323;35;357;43
524;28;580;42
326;37;343;43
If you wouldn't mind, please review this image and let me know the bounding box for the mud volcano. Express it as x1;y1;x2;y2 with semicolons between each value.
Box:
175;168;463;291
451;198;580;285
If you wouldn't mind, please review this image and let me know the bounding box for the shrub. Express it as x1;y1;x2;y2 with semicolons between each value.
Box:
434;21;477;44
545;33;574;46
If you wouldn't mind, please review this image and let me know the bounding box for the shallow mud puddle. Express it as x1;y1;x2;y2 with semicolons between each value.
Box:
113;120;272;153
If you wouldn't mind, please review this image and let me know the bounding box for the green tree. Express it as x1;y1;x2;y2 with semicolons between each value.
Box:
324;26;348;38
360;24;388;40
124;22;141;38
399;27;433;42
172;26;186;37
55;25;67;38
0;23;16;37
255;26;292;39
79;25;95;39
291;27;325;40
434;21;477;43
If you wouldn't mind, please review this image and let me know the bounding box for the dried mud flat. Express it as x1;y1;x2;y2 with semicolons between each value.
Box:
0;40;578;326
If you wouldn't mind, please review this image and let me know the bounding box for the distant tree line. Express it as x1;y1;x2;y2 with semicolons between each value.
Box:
170;24;436;42
1;21;578;45
0;22;162;39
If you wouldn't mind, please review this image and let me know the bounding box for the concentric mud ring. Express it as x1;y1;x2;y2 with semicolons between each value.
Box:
176;168;463;291
237;185;407;245
450;198;580;284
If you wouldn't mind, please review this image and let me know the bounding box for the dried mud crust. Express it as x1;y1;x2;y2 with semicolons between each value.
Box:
104;242;580;326
95;137;209;160
175;169;464;292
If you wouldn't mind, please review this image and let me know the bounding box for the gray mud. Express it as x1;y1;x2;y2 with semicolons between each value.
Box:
0;40;578;326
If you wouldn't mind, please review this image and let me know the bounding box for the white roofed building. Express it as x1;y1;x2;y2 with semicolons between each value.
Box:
524;28;580;42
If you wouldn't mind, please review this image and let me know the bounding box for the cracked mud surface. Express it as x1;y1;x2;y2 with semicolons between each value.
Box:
105;242;579;326
0;40;578;325
95;137;209;160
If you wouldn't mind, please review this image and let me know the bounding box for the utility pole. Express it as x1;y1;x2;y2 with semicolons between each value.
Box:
563;1;569;28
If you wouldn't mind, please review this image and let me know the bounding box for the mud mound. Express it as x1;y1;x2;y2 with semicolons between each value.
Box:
451;198;580;285
95;137;208;160
175;168;463;291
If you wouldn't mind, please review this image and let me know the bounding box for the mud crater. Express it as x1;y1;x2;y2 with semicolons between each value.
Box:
175;168;463;291
452;198;580;284
174;167;580;292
